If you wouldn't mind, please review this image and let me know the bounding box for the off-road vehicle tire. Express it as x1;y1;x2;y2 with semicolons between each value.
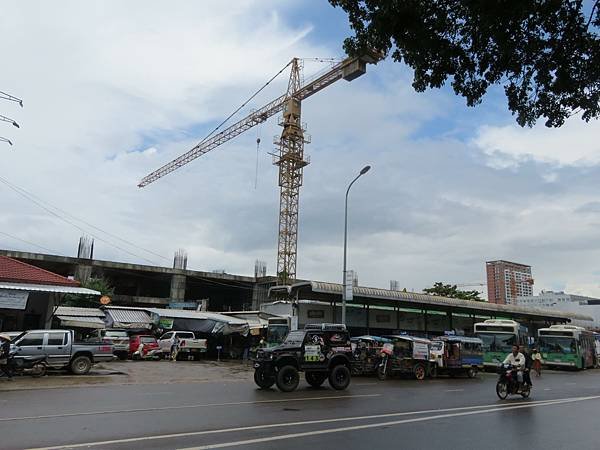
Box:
254;368;275;389
70;355;92;375
328;365;351;390
276;365;300;392
305;371;327;388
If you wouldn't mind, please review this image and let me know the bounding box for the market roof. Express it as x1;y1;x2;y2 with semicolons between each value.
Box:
54;306;105;317
0;256;80;286
0;282;100;296
269;281;594;323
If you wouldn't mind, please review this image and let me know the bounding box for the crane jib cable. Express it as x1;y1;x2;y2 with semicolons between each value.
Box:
195;60;293;147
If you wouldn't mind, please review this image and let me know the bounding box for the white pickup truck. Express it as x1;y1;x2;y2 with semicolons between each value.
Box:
158;331;207;360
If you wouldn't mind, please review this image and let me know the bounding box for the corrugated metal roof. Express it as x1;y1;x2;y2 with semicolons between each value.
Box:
289;281;594;322
54;306;105;317
105;308;152;324
0;282;101;295
55;316;106;329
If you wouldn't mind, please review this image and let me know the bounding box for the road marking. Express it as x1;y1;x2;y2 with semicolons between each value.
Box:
544;388;552;391
2;393;379;423
25;396;594;450
444;389;464;392
177;396;600;450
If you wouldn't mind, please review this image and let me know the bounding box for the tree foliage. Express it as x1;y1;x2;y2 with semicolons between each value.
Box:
63;277;114;307
330;0;600;127
423;282;484;301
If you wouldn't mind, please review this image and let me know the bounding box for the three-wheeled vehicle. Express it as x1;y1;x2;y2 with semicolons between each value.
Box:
377;335;435;381
350;335;391;376
430;336;484;378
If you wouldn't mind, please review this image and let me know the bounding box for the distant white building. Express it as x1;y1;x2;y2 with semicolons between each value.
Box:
517;291;600;330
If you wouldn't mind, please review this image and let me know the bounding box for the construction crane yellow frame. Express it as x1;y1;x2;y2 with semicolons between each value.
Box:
139;53;380;285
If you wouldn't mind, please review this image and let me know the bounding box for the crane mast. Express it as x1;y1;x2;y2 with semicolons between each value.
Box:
139;53;379;285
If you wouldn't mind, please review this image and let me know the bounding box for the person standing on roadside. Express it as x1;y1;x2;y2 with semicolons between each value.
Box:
171;334;181;361
0;334;13;380
531;348;543;377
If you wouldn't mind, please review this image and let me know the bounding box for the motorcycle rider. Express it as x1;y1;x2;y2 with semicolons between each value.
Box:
503;344;525;385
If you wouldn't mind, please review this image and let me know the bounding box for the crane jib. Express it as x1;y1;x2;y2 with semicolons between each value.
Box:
137;55;373;188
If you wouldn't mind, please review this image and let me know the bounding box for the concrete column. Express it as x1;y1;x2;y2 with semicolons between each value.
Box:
170;274;186;301
447;311;453;330
75;264;92;283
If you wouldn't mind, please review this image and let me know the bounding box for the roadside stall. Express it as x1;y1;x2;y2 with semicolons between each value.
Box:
52;306;106;340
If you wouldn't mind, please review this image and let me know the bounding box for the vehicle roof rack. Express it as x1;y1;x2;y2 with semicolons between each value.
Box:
304;323;347;331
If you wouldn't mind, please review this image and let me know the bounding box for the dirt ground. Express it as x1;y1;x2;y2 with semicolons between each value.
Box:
0;359;255;391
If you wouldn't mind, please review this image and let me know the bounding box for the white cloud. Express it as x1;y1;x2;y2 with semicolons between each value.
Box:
2;1;600;302
474;118;600;167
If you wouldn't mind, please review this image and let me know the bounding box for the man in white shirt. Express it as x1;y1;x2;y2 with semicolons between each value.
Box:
503;345;525;383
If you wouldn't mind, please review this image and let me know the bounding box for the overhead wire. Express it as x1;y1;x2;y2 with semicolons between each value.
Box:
195;60;293;146
0;230;57;254
0;175;164;265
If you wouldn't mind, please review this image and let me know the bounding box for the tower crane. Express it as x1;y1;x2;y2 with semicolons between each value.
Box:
139;53;380;285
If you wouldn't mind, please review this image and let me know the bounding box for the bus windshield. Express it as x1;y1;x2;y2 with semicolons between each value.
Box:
539;336;577;354
476;333;516;353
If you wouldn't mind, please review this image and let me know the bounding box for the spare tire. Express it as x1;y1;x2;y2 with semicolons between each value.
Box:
305;371;327;387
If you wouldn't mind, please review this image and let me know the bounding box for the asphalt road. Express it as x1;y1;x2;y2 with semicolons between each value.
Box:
1;368;600;450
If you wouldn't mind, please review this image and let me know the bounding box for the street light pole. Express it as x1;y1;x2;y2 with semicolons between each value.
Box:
342;165;371;325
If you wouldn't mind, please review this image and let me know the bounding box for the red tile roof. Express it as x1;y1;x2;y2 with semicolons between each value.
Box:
0;256;80;286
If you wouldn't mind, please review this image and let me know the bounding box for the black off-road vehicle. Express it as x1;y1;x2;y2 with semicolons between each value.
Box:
253;323;353;392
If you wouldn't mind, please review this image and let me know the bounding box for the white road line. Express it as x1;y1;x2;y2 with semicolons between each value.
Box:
444;389;464;392
177;396;600;450
2;393;379;423
544;388;552;391
25;397;590;450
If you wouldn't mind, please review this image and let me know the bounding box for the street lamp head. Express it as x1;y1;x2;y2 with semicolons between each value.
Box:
360;165;371;175
12;121;19;128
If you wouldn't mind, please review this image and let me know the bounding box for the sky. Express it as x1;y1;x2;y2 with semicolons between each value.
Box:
1;1;600;298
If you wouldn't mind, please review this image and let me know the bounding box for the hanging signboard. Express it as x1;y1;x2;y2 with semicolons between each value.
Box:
159;318;174;330
0;290;29;310
344;270;354;301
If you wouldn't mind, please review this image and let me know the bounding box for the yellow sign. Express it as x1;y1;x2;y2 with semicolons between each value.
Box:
100;296;111;305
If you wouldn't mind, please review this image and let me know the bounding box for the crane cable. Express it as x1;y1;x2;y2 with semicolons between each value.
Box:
196;60;293;147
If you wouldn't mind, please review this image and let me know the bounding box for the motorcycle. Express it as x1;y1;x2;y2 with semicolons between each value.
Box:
4;351;48;378
496;363;531;399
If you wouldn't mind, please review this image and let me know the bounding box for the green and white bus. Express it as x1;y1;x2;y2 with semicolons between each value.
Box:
474;319;530;368
537;325;596;370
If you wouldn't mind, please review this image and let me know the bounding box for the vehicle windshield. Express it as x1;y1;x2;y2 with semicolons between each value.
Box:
267;325;289;344
140;337;157;344
105;331;128;338
476;333;516;353
177;332;195;339
283;331;305;345
539;336;577;354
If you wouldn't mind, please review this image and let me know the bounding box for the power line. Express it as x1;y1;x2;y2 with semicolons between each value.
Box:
0;174;168;261
0;175;163;265
0;230;57;253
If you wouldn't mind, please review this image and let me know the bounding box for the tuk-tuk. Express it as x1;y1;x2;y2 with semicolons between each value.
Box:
350;335;391;376
430;336;484;378
377;335;435;381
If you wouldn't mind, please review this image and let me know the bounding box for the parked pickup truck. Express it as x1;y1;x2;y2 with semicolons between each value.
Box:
11;329;116;375
158;331;207;360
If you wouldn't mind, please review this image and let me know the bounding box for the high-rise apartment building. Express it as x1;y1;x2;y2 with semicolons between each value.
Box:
486;260;533;305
